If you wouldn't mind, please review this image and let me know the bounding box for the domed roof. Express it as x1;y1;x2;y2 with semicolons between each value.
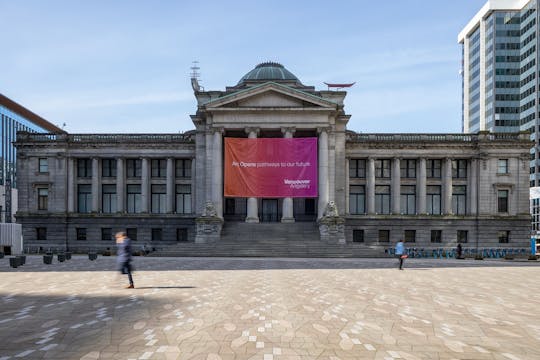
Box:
238;62;301;85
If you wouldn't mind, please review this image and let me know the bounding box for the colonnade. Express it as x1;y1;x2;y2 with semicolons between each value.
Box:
357;157;478;215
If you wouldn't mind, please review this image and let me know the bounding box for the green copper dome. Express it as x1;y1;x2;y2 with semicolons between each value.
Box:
238;62;300;85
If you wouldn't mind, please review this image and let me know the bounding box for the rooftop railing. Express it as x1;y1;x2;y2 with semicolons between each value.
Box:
17;132;195;143
346;132;530;142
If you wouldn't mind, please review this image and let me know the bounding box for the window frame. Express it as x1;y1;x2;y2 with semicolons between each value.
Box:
38;158;48;173
37;187;48;210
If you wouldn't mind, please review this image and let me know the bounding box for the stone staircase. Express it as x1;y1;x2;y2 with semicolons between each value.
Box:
152;222;387;258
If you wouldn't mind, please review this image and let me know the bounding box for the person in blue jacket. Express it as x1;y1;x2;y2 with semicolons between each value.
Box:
116;231;134;288
395;239;406;270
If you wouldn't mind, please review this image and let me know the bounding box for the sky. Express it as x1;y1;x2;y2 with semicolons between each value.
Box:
0;0;487;134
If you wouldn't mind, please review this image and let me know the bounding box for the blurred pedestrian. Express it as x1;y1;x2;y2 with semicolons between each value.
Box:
116;231;134;288
395;239;406;270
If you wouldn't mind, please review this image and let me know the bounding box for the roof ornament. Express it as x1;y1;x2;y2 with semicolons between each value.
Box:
324;82;356;91
190;61;204;92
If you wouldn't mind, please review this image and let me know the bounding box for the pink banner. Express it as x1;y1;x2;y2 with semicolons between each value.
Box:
224;138;318;198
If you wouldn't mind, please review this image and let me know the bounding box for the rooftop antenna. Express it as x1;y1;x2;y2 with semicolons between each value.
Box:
190;61;204;92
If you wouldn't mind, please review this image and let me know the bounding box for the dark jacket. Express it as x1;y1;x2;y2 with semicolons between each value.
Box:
116;237;132;263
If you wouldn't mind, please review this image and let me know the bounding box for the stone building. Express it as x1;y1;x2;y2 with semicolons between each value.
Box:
15;63;532;256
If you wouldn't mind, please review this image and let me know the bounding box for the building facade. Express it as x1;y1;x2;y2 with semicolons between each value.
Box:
15;63;532;255
0;94;64;223
459;0;539;187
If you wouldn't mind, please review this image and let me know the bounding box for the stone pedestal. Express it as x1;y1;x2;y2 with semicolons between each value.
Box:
317;201;345;244
195;201;223;243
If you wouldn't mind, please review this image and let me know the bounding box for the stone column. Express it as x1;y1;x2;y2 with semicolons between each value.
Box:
212;128;223;218
391;158;400;214
116;158;125;213
367;157;375;214
443;158;453;214
166;157;175;213
469;158;477;215
318;128;329;218
67;158;75;212
281;127;295;223
141;158;150;213
417;158;426;214
91;158;100;212
245;128;259;222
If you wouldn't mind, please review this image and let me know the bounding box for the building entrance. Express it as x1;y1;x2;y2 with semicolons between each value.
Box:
261;199;279;222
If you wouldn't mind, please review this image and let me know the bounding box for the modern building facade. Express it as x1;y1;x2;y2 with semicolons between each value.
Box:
0;94;64;223
14;63;532;256
459;0;539;187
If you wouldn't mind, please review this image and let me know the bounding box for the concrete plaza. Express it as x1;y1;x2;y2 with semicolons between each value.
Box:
1;256;540;360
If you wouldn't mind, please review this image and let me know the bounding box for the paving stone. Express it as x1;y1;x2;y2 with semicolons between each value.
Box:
1;256;540;358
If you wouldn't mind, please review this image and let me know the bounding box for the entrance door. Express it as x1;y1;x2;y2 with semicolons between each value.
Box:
262;199;278;222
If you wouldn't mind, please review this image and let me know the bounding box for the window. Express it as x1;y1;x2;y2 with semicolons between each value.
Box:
126;228;137;241
353;229;364;242
375;185;391;214
175;159;192;178
77;184;92;213
38;158;48;173
427;159;441;178
151;228;162;241
427;185;441;215
431;230;442;243
457;230;468;243
177;228;188;242
102;185;117;213
349;185;365;214
101;228;112;241
37;187;48;210
404;230;416;242
151;159;167;178
126;159;141;178
151;184;166;213
498;230;510;243
176;184;192;214
36;227;47;240
127;185;141;213
76;228;87;241
305;199;315;215
102;159;117;177
497;159;509;174
400;185;416;215
400;159;416;178
452;159;467;178
498;190;509;212
378;230;390;242
452;185;467;215
349;159;366;178
77;158;92;178
375;159;391;178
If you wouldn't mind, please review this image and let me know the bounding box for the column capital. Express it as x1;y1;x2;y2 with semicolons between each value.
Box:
212;127;225;135
244;127;260;136
317;126;331;134
281;127;296;135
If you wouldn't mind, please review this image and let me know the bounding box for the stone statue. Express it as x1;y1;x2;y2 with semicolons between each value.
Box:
323;201;339;217
202;201;218;217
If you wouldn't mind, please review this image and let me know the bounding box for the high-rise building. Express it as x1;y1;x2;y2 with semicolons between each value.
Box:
459;0;539;186
0;94;64;222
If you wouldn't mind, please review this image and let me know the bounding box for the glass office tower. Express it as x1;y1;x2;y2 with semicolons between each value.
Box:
459;0;539;187
0;94;63;222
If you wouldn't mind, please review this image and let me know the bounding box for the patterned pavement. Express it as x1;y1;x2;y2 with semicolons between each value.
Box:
1;256;540;359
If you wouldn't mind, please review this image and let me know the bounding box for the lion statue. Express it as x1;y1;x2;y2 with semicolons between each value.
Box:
323;201;339;217
203;201;218;217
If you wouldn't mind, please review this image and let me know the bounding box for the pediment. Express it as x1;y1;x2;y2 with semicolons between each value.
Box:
204;82;337;110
